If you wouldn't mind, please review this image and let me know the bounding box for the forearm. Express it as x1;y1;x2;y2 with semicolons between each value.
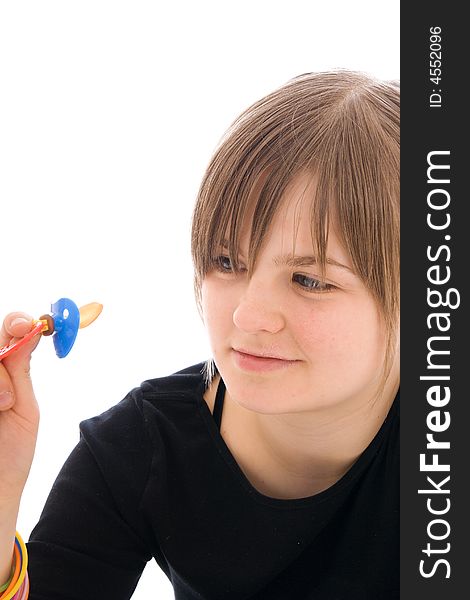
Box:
0;500;20;585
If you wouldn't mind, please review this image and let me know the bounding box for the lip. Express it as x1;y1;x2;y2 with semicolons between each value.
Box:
232;348;299;373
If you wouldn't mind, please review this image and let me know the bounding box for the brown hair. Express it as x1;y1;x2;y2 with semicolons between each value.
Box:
191;70;400;386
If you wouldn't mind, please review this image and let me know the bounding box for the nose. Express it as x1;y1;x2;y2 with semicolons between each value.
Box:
232;277;285;334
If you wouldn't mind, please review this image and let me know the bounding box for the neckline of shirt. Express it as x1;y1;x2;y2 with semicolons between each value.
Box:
195;372;400;510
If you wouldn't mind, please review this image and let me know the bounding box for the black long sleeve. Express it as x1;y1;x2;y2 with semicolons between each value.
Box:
28;390;163;598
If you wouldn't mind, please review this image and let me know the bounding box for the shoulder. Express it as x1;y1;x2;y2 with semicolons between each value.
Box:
138;361;207;401
75;362;208;495
79;362;208;447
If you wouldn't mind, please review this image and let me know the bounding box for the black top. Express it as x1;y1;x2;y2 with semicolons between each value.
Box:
27;363;399;599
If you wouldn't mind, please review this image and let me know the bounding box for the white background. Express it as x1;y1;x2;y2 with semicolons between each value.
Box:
0;1;399;597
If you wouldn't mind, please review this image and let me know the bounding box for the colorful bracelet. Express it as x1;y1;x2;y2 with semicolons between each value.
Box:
0;533;29;600
0;563;14;594
0;571;13;594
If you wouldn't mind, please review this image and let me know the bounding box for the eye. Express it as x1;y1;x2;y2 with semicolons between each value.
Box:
292;273;335;293
213;255;234;273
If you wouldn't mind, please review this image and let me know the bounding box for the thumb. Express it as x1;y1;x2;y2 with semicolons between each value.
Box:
0;357;40;419
0;387;14;411
0;314;41;412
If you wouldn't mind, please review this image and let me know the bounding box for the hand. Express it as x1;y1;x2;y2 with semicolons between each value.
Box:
0;313;42;501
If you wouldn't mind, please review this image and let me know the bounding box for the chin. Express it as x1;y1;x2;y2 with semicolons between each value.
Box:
222;374;301;415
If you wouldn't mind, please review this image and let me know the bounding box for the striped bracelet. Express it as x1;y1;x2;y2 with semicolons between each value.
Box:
0;533;29;600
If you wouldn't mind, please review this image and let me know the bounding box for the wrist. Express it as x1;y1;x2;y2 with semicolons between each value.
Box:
0;530;16;591
0;532;29;600
0;508;19;587
0;563;14;593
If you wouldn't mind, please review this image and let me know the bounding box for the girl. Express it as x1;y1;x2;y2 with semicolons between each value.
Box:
0;70;400;599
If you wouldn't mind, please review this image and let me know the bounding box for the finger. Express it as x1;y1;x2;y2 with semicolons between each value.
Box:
0;372;39;456
0;313;42;364
0;314;42;412
0;312;34;346
0;365;14;410
0;343;40;417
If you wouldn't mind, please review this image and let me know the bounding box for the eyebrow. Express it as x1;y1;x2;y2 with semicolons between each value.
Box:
220;241;352;272
274;255;353;272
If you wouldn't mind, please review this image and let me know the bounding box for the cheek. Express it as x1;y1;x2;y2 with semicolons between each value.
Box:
293;311;345;362
293;298;385;366
339;307;386;374
201;279;235;339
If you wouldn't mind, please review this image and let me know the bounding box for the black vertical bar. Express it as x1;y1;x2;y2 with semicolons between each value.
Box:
401;3;468;598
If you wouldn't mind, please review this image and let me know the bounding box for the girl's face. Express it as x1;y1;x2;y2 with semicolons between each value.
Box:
201;173;395;416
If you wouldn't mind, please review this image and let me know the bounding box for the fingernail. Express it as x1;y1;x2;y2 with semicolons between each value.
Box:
10;317;30;328
0;391;13;409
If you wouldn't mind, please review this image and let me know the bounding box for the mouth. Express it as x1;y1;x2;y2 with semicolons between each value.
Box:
232;348;300;373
